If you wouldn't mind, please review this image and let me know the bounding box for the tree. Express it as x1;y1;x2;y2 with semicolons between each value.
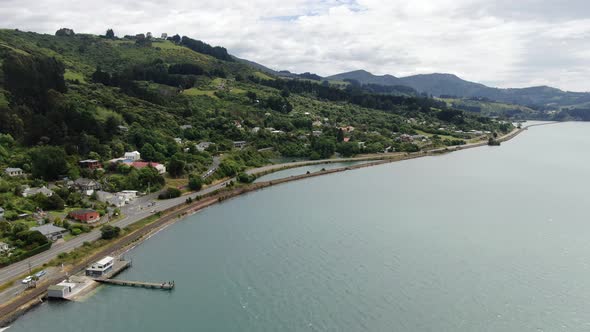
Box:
101;225;121;239
170;34;181;43
158;187;181;199
105;29;115;39
167;156;185;178
337;128;344;142
30;146;68;180
188;175;203;191
140;143;157;161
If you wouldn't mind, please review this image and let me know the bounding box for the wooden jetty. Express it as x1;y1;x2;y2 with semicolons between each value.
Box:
95;279;175;290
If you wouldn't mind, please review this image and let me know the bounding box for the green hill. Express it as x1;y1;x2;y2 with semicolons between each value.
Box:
0;28;512;184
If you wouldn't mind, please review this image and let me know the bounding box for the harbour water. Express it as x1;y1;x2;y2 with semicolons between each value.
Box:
8;122;590;331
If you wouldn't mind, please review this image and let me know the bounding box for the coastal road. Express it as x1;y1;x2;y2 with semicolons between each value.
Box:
0;153;379;286
0;124;542;289
0;176;236;288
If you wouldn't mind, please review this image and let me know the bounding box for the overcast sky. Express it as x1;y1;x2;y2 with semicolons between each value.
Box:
2;0;590;91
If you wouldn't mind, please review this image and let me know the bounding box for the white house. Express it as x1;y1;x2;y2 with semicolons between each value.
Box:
153;164;166;174
22;186;54;198
312;130;322;137
233;141;247;149
174;138;182;145
0;242;9;252
196;142;214;152
124;151;141;161
86;256;114;277
0;207;4;221
119;190;138;200
4;168;23;177
47;280;77;299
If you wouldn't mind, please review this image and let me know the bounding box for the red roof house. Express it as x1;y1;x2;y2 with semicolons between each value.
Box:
69;209;100;223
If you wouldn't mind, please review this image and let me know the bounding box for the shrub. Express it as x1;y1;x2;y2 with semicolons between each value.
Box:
101;225;121;239
158;187;181;199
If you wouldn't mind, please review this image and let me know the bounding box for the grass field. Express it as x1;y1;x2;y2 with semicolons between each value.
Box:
253;71;274;80
182;88;218;98
152;40;185;50
64;69;86;83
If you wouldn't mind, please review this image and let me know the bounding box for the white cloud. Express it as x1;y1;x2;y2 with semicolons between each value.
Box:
1;0;590;91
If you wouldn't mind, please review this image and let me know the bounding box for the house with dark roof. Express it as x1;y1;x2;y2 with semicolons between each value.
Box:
4;168;23;177
31;224;68;241
79;159;102;170
73;178;101;195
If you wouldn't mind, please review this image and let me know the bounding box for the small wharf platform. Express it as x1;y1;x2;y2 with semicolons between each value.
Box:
95;279;175;290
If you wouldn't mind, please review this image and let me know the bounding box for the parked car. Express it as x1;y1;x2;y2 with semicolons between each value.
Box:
21;276;32;284
34;270;46;278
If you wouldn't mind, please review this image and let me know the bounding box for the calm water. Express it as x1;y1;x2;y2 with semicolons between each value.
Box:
9;122;590;331
254;161;373;183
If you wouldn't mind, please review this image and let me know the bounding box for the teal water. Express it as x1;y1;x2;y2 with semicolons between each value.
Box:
8;122;590;331
254;160;373;183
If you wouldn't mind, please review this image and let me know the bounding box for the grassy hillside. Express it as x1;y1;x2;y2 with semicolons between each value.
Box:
0;28;515;262
439;97;541;119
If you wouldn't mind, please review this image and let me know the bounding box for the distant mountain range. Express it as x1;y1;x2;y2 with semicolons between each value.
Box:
326;70;590;109
235;58;590;110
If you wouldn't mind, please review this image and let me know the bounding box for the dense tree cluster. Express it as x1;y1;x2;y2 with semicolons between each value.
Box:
179;36;233;61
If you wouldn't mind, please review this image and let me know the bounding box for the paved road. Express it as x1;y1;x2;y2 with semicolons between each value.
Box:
0;177;236;287
202;156;221;179
0;126;540;289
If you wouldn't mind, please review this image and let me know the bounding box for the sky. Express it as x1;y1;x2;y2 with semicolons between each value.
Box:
1;0;590;91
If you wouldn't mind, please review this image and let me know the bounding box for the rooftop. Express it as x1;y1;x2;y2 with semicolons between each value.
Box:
70;209;97;215
31;224;67;236
96;256;114;266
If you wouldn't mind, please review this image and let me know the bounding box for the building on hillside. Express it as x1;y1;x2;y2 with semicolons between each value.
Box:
128;161;166;174
312;121;322;127
79;159;102;170
270;130;285;135
22;186;54;198
95;191;125;207
312;130;322;137
73;178;101;195
0;207;4;221
180;124;192;130
233;141;247;149
31;224;68;241
251;127;260;133
86;256;114;277
124;151;141;161
196;142;214;152
339;126;355;133
69;209;100;223
0;242;9;252
357;142;366;149
118;125;129;132
343;137;351;142
4;168;23;177
161;33;168;39
174;138;183;145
